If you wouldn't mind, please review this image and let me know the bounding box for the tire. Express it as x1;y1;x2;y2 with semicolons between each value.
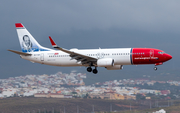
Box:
87;67;92;72
154;67;157;70
93;69;98;74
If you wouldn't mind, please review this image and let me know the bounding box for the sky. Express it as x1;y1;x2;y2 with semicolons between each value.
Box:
0;0;179;81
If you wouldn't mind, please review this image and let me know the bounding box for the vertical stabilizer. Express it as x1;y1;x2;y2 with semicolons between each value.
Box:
15;23;50;52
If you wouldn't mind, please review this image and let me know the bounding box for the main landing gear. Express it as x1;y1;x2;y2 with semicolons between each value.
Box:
87;67;92;72
154;67;157;71
87;67;98;74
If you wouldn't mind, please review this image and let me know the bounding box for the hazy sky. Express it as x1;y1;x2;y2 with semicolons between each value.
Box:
0;1;179;80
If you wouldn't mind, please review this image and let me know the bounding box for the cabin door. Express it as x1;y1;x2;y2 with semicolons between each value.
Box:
40;53;44;61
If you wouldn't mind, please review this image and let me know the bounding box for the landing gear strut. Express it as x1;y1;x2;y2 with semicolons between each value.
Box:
154;67;157;71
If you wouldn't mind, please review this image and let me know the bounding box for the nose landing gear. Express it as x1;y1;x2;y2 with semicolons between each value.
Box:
154;67;157;71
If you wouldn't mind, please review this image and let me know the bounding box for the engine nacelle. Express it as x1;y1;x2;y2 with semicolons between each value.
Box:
106;65;123;70
97;58;114;67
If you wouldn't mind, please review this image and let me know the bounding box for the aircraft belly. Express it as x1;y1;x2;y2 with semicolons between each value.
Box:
58;58;78;66
21;55;41;64
45;57;80;66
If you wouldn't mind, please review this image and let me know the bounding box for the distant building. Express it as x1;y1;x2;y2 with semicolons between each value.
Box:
153;109;166;113
2;89;17;98
64;95;73;98
50;93;64;98
89;92;136;100
23;92;34;97
34;93;65;98
161;90;170;96
0;94;3;99
145;97;151;100
34;93;47;98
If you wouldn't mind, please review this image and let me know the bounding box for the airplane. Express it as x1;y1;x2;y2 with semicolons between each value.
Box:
8;23;172;74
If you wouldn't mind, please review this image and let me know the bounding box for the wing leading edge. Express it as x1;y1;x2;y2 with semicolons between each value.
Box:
49;36;97;65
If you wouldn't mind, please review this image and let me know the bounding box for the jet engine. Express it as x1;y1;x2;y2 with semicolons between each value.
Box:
106;65;123;70
97;58;114;67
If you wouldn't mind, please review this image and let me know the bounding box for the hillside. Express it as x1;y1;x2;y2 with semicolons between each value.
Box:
0;97;144;113
0;97;180;113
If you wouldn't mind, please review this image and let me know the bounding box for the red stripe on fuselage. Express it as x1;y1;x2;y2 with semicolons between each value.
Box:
132;48;164;65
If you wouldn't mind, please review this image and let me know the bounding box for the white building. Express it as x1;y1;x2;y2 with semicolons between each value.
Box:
2;89;17;98
23;92;34;97
153;109;166;113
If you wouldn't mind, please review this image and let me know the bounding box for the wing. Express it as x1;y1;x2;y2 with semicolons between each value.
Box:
8;49;32;56
49;36;97;65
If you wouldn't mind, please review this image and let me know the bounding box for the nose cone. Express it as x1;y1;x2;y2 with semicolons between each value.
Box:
165;54;172;61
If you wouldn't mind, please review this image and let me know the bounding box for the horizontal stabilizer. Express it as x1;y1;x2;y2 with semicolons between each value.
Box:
8;49;31;56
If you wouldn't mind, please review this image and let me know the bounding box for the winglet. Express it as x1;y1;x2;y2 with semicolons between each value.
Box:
49;36;58;48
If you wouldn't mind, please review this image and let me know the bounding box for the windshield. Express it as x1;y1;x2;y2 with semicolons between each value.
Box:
158;52;166;54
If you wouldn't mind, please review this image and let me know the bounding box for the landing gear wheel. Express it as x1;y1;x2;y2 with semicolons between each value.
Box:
154;67;157;71
93;69;98;74
87;67;92;72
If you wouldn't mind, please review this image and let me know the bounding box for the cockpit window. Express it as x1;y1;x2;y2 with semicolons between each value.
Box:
158;52;166;54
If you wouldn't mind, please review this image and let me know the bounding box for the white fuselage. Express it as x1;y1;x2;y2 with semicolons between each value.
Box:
21;48;132;67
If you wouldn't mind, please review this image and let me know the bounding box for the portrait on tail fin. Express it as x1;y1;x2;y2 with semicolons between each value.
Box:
22;35;32;51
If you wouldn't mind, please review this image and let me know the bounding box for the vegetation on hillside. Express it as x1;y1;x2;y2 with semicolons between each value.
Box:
0;97;180;113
